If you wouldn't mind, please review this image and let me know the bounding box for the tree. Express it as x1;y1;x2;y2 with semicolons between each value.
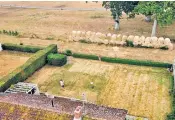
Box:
102;1;139;30
134;1;175;37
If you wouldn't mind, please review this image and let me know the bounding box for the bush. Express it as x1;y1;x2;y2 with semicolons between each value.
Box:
0;44;57;92
126;40;134;47
79;39;91;44
101;56;171;68
160;46;169;50
2;43;44;53
65;49;72;56
47;53;67;66
72;53;99;60
167;76;175;120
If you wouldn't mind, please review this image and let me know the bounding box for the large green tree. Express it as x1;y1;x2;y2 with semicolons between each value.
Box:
102;1;139;30
134;1;175;36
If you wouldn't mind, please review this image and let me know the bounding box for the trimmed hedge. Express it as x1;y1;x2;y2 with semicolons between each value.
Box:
47;53;67;66
2;43;44;53
167;76;175;120
101;57;172;68
0;44;57;92
72;53;99;60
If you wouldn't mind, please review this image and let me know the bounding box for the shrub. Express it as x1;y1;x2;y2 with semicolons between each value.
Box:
65;49;72;56
47;53;67;66
2;43;44;53
72;53;99;60
160;46;169;50
0;44;57;92
0;30;2;34
79;39;91;44
101;56;171;68
126;40;134;47
167;76;175;120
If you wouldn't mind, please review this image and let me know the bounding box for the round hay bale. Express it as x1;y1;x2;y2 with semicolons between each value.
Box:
151;37;158;44
111;34;117;40
122;35;128;42
133;36;140;43
107;33;112;40
116;34;122;41
86;31;91;39
168;43;173;50
109;40;115;45
100;34;106;40
139;36;145;44
145;37;151;44
96;32;102;37
127;35;134;41
157;37;164;44
104;40;109;45
164;38;171;45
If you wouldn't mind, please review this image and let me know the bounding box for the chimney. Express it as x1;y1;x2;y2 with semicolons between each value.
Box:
73;106;83;120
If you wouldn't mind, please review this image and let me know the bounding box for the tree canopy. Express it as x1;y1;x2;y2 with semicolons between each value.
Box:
134;1;175;26
102;1;139;19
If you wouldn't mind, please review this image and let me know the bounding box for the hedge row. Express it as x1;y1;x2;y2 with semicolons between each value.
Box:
47;53;67;66
101;57;171;68
0;44;57;92
61;50;171;68
72;53;99;60
167;76;175;120
2;43;44;53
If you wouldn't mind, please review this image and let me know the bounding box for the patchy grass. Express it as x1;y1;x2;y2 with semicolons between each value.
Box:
26;58;172;120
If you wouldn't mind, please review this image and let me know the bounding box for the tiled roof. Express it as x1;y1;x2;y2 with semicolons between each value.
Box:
0;93;127;120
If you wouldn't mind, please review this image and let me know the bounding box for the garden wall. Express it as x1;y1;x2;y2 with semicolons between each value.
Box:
0;44;57;92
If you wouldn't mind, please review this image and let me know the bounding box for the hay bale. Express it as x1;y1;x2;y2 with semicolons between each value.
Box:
127;35;134;41
139;36;145;44
122;35;127;42
89;32;96;42
109;40;115;45
168;43;173;50
86;31;92;39
104;39;109;45
116;34;122;41
164;38;171;45
133;36;140;43
158;37;164;44
100;34;106;40
111;34;117;40
107;33;112;40
145;37;151;44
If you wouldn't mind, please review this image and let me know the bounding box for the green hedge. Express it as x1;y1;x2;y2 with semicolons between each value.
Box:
167;76;175;120
101;57;172;68
47;53;67;66
0;44;57;92
72;53;99;60
2;43;44;53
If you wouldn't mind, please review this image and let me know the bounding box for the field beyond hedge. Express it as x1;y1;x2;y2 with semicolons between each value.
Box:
26;58;172;120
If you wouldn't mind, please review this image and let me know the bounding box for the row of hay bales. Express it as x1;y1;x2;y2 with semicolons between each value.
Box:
69;31;173;50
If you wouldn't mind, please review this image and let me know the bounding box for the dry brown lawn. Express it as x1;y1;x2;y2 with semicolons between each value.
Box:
26;58;172;120
0;1;174;39
0;50;31;79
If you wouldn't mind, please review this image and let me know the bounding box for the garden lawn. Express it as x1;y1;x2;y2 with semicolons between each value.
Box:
26;58;172;120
